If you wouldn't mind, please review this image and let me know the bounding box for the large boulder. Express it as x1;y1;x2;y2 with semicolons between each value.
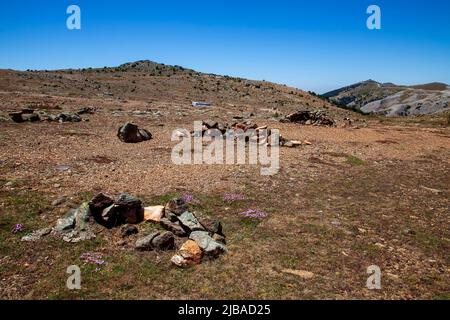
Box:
114;193;144;224
117;123;152;143
89;193;143;227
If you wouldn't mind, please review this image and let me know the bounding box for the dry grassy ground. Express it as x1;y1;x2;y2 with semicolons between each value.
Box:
0;65;449;299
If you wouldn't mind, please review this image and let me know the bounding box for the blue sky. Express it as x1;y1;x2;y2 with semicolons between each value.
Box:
0;0;449;93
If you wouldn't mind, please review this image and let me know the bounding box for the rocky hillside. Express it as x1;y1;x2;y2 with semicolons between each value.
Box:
323;80;450;116
0;60;345;119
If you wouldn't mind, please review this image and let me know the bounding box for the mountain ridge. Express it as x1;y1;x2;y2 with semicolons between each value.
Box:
323;80;449;116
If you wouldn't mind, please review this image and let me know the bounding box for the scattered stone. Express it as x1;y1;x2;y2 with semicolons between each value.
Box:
99;204;121;227
21;227;52;242
89;193;114;214
279;137;302;148
282;269;314;279
171;240;203;267
9;111;28;123
159;218;187;237
203;120;219;129
90;193;143;227
135;232;160;250
178;211;204;232
165;211;179;222
189;231;227;258
165;198;189;215
56;113;82;122
402;228;416;236
151;231;175;250
74;202;92;231
143;205;165;222
117;122;152;143
121;224;139;237
22;113;40;122
135;231;174;251
281;110;335;126
212;233;226;245
77;106;96;115
51;196;66;207
198;216;223;235
63;229;96;243
115;193;144;224
54;209;77;232
421;186;444;195
170;254;187;267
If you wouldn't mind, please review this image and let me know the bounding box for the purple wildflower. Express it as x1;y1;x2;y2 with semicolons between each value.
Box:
223;193;247;201
182;194;195;203
12;223;24;234
80;252;106;267
238;209;268;219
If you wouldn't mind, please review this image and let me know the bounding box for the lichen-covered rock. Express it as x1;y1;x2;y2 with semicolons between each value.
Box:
178;211;204;232
189;231;227;258
54;209;77;232
62;229;96;243
21;227;52;242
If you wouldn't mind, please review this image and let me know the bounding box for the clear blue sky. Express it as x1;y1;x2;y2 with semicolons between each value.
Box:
0;0;449;93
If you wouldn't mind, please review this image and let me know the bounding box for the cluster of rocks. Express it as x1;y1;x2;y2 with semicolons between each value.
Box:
280;110;335;126
21;202;95;243
8;107;97;123
21;193;227;267
188;120;303;148
112;109;163;118
117;122;152;143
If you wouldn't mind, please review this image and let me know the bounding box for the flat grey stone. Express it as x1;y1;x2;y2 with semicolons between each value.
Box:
178;211;204;232
189;231;227;258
